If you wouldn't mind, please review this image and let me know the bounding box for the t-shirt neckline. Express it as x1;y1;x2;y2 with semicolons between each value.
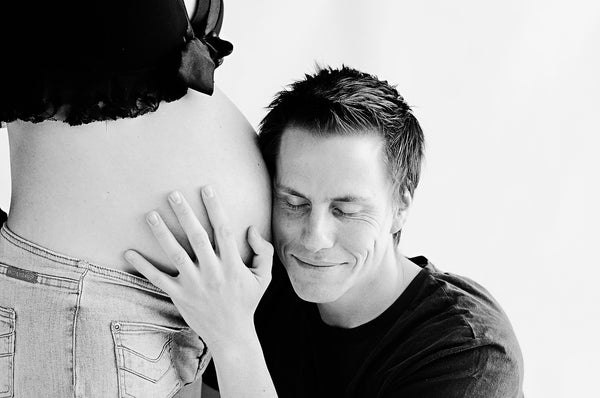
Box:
308;256;433;342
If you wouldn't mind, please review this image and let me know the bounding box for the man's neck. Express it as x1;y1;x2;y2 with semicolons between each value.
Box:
316;248;422;329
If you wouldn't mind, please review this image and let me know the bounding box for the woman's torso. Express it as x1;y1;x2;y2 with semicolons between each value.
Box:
6;87;271;274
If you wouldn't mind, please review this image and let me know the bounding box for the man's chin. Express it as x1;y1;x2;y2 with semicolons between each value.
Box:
287;273;342;304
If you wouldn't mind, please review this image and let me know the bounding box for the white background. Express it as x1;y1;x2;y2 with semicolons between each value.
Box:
1;1;599;396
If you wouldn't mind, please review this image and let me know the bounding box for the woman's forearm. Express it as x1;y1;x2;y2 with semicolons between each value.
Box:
211;326;278;398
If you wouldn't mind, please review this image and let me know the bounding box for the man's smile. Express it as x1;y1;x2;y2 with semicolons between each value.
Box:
291;254;343;268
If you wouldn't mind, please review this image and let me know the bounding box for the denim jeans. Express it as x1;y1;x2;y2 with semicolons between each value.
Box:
0;224;210;397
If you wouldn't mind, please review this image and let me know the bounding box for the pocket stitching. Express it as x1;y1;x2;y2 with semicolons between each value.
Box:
119;336;173;364
0;306;15;398
111;321;203;398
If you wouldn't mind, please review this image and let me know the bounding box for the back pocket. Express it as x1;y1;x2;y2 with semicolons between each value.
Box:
111;321;209;398
0;307;15;398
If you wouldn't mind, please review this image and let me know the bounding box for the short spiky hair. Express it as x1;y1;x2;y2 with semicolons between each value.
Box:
258;66;424;243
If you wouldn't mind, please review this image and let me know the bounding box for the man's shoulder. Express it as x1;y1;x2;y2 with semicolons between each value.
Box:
358;256;524;397
410;257;518;344
385;256;523;362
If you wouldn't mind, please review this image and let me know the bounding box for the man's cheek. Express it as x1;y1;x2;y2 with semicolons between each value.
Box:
339;225;376;249
277;215;299;237
273;218;297;251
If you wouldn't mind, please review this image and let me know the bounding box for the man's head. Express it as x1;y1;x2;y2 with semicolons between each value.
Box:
258;66;424;304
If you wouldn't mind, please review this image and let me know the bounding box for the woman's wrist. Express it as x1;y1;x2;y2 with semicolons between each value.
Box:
208;322;260;359
211;326;278;398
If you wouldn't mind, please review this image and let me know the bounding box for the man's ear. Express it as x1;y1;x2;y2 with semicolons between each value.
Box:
391;190;412;235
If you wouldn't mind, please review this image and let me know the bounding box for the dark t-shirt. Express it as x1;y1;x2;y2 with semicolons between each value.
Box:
0;209;6;226
205;256;524;397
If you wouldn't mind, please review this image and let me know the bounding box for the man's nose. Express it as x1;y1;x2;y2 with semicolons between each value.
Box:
301;210;335;253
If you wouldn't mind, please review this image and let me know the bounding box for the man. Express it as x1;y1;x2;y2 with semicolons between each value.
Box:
126;66;524;397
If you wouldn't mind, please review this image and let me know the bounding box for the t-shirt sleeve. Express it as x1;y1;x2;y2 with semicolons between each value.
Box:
381;344;524;398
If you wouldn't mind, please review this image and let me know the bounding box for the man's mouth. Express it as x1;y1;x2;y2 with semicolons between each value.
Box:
292;255;341;268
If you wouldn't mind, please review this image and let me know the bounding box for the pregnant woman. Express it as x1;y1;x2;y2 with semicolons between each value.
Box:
0;0;270;396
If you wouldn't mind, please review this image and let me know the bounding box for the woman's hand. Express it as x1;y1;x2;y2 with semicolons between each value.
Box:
123;186;273;352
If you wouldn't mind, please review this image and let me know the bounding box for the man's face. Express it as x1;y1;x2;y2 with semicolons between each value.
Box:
272;127;404;304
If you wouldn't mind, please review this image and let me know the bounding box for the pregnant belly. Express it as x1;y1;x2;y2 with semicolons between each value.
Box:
6;88;271;274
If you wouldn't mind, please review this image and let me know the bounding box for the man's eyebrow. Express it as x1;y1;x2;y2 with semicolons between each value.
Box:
274;184;307;198
331;195;371;203
275;184;370;203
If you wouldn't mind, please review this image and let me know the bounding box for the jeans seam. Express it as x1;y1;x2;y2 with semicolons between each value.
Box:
78;261;166;295
0;263;80;291
1;224;165;295
1;225;79;267
72;269;88;398
0;307;15;398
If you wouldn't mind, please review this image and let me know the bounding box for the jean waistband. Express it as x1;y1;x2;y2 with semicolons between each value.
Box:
0;223;165;295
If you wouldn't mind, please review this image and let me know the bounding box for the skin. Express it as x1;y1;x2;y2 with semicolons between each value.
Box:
7;87;271;276
126;126;422;396
273;127;421;327
125;187;277;398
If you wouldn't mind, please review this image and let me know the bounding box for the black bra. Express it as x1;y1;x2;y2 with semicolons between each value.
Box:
0;0;233;125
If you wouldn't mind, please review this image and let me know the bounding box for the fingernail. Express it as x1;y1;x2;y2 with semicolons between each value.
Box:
169;191;182;204
146;212;159;225
124;250;135;262
203;185;214;198
250;226;259;238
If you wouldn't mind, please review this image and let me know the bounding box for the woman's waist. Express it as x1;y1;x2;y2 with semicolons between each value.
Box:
0;223;167;294
6;88;271;274
8;167;271;275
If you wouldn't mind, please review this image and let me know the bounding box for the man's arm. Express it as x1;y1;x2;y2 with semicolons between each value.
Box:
383;344;524;398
